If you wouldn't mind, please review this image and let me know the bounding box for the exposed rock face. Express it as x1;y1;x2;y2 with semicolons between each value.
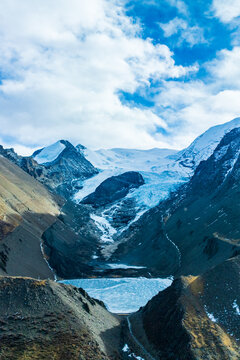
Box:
42;201;99;278
0;277;121;359
0;145;50;184
189;127;240;195
130;256;240;360
0;156;61;279
1;125;240;279
33;140;98;197
81;171;144;208
110;205;180;277
165;128;240;275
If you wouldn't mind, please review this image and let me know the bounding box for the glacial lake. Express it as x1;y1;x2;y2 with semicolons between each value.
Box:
61;277;172;313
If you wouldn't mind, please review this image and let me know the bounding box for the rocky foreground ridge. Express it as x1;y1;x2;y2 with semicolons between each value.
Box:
128;255;240;360
0;276;121;360
0;255;239;359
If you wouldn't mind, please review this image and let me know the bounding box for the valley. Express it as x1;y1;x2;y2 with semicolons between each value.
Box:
0;118;240;359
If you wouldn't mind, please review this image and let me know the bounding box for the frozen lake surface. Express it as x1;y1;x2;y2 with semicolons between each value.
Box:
61;277;172;313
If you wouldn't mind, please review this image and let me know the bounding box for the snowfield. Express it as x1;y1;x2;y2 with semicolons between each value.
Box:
34;140;66;164
61;277;172;313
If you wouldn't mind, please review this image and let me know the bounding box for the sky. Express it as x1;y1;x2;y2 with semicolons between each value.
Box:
0;0;240;155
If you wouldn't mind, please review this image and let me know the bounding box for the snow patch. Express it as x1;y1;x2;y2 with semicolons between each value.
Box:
34;141;65;164
204;306;218;322
233;300;240;315
40;240;57;281
177;117;240;167
166;233;181;267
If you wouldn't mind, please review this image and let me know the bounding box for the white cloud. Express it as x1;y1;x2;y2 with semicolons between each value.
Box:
152;46;240;149
159;17;206;47
206;47;240;87
0;0;240;155
0;0;196;153
211;0;240;23
167;0;188;16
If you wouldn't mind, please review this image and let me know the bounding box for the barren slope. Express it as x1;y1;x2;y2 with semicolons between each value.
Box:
0;156;61;278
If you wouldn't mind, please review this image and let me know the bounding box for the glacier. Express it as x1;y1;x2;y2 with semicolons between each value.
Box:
32;118;240;251
73;118;240;247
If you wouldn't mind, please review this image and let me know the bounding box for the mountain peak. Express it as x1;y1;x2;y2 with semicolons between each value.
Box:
177;117;240;169
33;140;67;164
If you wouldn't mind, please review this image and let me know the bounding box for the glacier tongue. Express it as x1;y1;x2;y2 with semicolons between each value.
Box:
90;213;116;243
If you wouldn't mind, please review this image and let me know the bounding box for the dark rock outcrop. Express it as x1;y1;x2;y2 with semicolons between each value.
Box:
81;171;144;208
42;201;99;278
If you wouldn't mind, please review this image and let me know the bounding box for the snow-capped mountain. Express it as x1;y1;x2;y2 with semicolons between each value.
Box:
2;117;240;275
32;140;98;197
176;116;240;168
0;140;98;198
112;127;240;277
72;117;240;252
1;117;240;278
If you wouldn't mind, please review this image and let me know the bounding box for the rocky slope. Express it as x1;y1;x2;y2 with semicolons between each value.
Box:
0;276;122;360
35;120;240;279
0;156;61;279
164;127;240;275
41;200;100;279
0;144;51;186
127;256;240;359
0;153;102;279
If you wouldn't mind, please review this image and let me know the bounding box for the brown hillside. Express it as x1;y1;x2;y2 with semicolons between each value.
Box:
0;156;62;279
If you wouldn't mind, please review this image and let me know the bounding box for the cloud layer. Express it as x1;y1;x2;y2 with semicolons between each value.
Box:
0;0;239;154
0;0;195;153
